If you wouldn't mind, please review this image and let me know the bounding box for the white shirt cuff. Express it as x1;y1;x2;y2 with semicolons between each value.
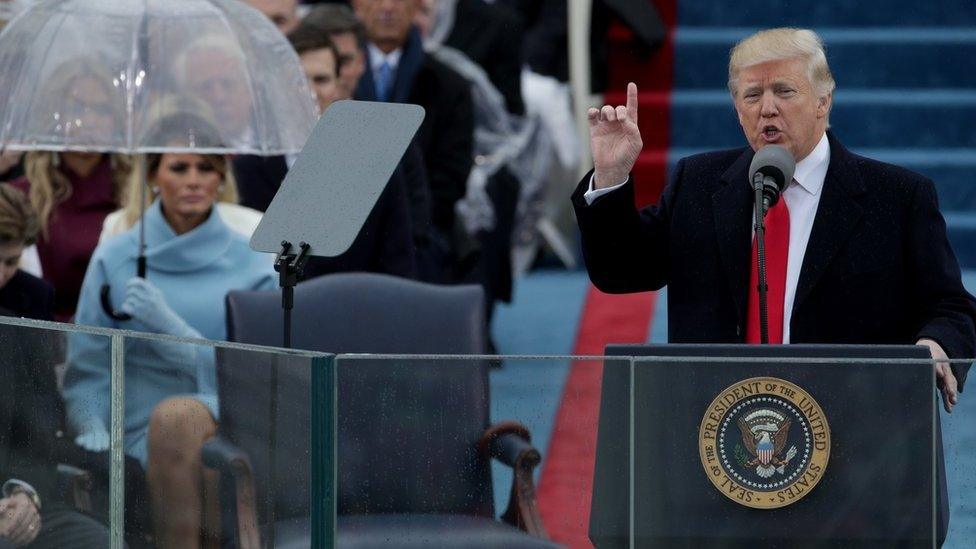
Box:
583;174;628;205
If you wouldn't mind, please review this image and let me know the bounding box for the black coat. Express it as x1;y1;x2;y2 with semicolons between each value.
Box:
232;155;418;280
445;0;525;115
356;29;474;236
573;133;976;387
0;270;53;321
0;271;60;505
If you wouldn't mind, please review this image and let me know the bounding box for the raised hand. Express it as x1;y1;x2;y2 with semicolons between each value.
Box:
589;82;643;189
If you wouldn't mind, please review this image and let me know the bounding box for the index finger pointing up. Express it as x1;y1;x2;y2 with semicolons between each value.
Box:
627;82;639;124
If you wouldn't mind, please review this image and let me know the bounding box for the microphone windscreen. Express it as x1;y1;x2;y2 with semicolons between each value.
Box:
748;145;796;190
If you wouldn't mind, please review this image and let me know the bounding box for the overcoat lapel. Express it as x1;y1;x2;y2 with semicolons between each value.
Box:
792;134;866;312
712;148;755;331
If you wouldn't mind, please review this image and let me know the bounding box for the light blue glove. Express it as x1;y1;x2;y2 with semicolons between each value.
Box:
73;417;109;452
120;278;198;338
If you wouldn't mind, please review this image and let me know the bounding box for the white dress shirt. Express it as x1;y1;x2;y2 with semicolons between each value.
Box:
583;132;831;343
368;43;403;90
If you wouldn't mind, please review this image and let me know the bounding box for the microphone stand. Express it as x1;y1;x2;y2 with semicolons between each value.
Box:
752;173;770;344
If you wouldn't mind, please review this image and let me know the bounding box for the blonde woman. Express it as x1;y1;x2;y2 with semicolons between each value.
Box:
10;56;132;320
99;157;262;242
10;152;131;321
64;112;275;549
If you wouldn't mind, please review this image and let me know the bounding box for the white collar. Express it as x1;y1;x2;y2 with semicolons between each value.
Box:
791;132;830;195
368;43;402;70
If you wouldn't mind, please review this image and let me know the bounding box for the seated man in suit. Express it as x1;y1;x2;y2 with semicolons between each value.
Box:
573;28;976;411
352;0;475;282
0;183;112;548
303;3;442;280
233;22;418;279
301;3;367;102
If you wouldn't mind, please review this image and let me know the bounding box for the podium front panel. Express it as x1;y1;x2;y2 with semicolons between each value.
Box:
591;345;939;548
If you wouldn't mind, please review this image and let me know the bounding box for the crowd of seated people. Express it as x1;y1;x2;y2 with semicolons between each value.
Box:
0;1;544;546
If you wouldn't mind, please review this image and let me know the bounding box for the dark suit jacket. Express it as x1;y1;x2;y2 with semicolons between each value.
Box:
573;133;976;387
445;0;525;115
231;155;418;280
0;271;54;321
356;30;474;236
0;271;60;505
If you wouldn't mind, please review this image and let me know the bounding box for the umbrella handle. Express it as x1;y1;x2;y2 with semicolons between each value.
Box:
100;257;147;321
100;284;132;321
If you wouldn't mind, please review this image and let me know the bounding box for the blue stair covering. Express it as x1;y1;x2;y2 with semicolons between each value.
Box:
677;1;976;28
674;28;976;89
670;90;976;149
670;3;976;266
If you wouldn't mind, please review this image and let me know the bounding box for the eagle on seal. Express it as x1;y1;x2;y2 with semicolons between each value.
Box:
737;409;797;478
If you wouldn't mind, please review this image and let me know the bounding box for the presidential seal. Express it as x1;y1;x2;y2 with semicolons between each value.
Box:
698;377;830;509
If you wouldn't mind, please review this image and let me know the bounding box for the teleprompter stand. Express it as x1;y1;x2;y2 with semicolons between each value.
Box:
273;240;311;348
250;100;425;548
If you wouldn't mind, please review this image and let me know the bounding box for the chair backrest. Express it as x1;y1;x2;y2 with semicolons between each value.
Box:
217;272;493;522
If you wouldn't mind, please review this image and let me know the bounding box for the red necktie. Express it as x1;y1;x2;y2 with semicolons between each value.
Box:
746;194;790;344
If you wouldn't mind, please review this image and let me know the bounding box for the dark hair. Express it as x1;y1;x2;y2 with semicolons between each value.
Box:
288;22;340;73
0;182;40;246
144;110;224;151
302;4;366;47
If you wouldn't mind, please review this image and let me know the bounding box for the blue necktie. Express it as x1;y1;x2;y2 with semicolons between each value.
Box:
376;61;393;101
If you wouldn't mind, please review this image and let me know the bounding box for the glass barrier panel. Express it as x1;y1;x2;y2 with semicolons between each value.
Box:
0;318;114;549
631;351;946;548
114;329;334;549
23;315;339;549
333;355;632;549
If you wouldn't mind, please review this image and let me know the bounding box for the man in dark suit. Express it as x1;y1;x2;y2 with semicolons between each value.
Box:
233;21;418;280
573;28;976;409
438;0;525;116
0;183;111;548
352;0;475;281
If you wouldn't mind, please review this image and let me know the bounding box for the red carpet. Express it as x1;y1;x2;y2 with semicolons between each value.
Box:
535;2;675;545
536;286;656;547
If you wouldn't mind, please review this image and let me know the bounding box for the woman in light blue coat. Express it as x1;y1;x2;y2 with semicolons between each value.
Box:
63;124;275;547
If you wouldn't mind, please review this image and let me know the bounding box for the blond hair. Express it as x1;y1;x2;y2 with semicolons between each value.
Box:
728;28;836;100
24;152;132;238
120;153;238;229
0;182;39;246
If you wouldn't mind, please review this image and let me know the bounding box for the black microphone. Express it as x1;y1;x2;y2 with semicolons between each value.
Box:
748;145;796;211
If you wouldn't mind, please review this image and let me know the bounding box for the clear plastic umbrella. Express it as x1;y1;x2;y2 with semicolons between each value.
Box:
0;0;317;154
0;0;317;319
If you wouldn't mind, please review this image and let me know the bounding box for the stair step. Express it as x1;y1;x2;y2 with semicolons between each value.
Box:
673;27;976;89
662;89;976;149
677;1;976;27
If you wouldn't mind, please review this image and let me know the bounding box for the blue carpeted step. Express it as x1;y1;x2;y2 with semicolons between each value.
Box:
678;1;976;27
669;89;976;149
674;28;976;89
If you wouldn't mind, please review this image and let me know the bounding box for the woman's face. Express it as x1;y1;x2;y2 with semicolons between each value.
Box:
153;153;223;220
59;75;119;142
